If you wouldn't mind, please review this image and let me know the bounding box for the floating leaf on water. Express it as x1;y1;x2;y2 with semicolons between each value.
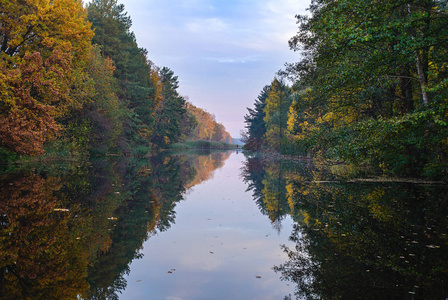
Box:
256;276;261;279
210;251;214;254
54;208;69;212
168;271;172;274
137;280;142;282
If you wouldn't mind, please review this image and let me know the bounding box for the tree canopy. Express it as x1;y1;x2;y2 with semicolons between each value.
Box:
0;0;231;160
243;0;448;179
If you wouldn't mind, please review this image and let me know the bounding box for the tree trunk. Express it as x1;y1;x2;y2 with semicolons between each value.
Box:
407;4;428;106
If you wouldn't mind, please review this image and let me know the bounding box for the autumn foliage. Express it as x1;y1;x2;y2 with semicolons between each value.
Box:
0;0;93;156
0;0;231;159
243;0;448;179
185;102;232;143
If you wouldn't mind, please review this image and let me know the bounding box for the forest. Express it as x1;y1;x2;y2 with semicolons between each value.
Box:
242;0;448;179
0;0;231;161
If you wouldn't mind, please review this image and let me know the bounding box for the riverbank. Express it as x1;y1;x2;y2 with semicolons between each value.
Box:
169;140;239;150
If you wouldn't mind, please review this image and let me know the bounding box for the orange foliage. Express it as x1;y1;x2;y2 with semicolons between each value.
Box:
0;52;65;155
183;151;232;189
150;67;163;109
0;0;94;156
185;102;232;142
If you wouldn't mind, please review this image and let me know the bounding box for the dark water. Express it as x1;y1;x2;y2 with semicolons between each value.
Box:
1;151;447;299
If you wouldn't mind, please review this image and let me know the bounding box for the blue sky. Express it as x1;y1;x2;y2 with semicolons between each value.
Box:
117;0;310;137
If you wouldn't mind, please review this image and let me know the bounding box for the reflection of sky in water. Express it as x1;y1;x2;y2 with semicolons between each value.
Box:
121;152;295;299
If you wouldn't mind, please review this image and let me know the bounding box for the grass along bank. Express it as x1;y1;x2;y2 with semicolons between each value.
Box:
169;140;238;150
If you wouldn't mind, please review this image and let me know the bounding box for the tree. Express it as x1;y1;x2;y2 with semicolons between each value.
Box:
278;0;448;176
263;78;291;151
87;0;157;153
184;102;231;143
0;0;94;157
76;46;124;154
151;67;187;148
243;85;269;150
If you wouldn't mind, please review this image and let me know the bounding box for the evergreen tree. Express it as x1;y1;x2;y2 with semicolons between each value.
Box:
151;67;187;149
243;86;269;150
87;0;157;153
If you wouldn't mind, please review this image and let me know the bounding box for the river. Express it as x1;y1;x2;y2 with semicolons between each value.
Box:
0;150;447;299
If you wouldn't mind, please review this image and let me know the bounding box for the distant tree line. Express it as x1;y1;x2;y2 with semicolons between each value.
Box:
242;0;448;179
0;0;231;160
184;102;232;144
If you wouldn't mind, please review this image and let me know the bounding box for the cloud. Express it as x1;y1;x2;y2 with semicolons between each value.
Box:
186;17;229;33
115;0;310;137
203;55;261;64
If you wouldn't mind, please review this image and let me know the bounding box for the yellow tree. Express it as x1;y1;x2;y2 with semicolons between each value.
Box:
0;0;94;156
263;78;289;150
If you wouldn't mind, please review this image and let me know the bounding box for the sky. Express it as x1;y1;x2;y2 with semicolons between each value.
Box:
115;0;310;138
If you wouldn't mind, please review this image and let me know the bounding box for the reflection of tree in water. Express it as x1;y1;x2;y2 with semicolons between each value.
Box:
241;155;448;299
274;180;448;299
0;151;233;299
85;151;233;298
181;150;232;190
241;155;266;214
83;154;195;298
0;169;100;299
240;154;317;232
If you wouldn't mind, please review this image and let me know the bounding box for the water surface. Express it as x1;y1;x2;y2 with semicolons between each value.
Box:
120;152;294;299
1;150;448;299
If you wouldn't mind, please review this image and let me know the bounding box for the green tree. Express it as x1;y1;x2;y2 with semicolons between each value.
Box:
151;67;187;149
280;0;448;177
87;0;157;153
243;85;269;151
